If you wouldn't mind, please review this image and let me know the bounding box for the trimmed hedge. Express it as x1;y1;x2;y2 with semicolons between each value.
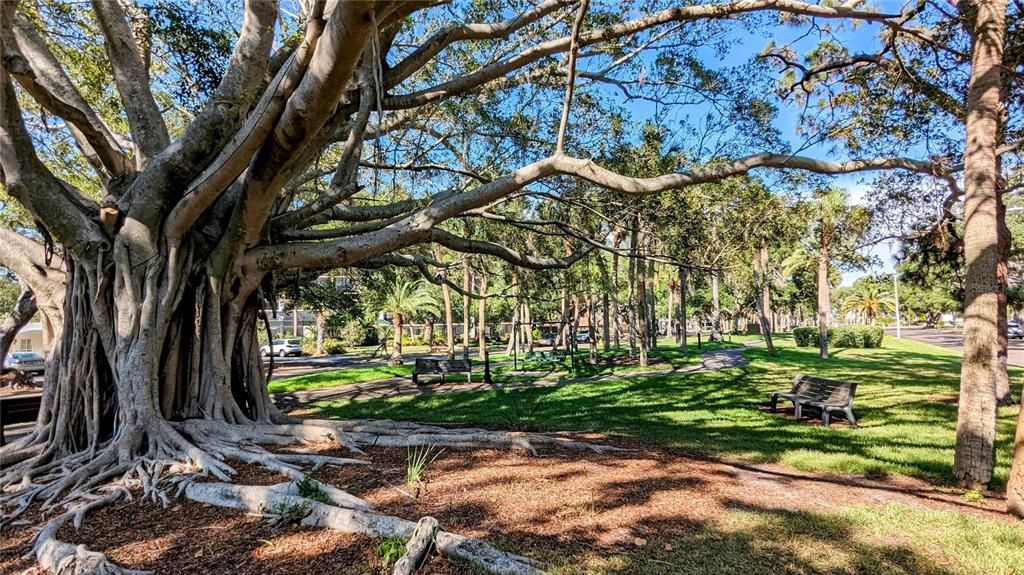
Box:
792;325;884;349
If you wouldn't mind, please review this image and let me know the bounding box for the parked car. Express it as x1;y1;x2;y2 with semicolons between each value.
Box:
260;339;303;357
537;332;557;347
574;330;596;343
5;351;46;375
1009;322;1024;340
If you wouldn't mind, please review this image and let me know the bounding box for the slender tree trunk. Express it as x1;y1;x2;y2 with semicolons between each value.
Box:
667;279;674;344
523;301;533;352
760;244;773;334
556;286;569;350
817;237;831;360
754;247;776;356
0;282;37;370
710;270;723;343
636;232;648;367
442;282;455;360
602;292;610;353
425;316;435;351
390;313;404;366
955;0;1006;489
627;229;638;358
315;311;326;355
505;303;518;355
588;293;597;362
612;241;621;350
678;267;688;353
462;266;471;359
477;275;487;360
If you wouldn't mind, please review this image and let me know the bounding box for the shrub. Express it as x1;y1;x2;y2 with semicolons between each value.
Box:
321;338;346;354
858;325;885;348
792;325;884;349
830;327;861;348
337;320;377;348
793;327;818;347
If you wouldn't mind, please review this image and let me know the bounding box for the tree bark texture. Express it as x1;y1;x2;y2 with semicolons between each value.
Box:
954;0;1007;488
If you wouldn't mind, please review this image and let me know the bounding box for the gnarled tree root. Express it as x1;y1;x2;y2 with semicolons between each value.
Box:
184;482;544;575
34;489;148;575
302;418;627;456
392;516;438;575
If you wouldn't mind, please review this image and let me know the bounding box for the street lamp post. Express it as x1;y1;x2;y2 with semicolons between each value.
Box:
893;269;902;338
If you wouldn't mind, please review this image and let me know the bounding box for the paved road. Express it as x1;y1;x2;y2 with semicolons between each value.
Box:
893;327;1024;367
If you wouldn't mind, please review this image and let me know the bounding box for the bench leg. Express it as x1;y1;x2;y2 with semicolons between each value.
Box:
794;402;803;419
467;372;472;384
844;408;858;427
770;394;778;412
821;410;831;427
413;373;420;386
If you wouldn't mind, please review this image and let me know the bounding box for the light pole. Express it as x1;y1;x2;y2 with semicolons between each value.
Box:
891;242;902;338
893;268;902;338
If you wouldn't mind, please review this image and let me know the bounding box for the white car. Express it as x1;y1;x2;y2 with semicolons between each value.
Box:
260;339;303;357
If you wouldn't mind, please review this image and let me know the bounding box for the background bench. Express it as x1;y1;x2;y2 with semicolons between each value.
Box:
413;358;472;385
770;374;858;427
1;392;41;446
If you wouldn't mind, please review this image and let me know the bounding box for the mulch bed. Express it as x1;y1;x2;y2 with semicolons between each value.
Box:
0;436;1015;575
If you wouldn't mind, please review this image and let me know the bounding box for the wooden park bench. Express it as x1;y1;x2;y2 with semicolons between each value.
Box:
770;374;858;427
0;392;42;446
412;358;472;385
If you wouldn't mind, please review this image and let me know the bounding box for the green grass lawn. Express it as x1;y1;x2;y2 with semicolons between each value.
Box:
268;365;413;393
309;336;1021;487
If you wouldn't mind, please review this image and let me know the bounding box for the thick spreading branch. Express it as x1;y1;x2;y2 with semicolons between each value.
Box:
90;0;170;166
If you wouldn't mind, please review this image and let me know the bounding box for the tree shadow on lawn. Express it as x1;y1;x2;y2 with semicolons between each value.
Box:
465;503;966;575
310;342;1020;487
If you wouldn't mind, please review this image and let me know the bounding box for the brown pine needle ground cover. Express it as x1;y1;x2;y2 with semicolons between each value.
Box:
2;442;1021;575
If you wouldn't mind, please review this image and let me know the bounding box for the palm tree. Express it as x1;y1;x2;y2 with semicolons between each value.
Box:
781;189;871;359
840;283;895;323
381;279;439;365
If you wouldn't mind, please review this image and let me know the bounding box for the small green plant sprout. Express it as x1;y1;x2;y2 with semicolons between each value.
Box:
269;500;311;526
296;475;329;503
963;489;987;504
406;444;444;497
375;536;405;567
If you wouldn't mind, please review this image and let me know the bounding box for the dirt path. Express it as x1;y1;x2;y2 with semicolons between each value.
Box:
274;344;753;407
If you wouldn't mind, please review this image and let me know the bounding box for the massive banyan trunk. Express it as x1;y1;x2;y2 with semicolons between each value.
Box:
0;231;283;496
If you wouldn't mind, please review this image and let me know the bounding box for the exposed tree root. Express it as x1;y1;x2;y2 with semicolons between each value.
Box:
4;418;624;574
34;488;147;575
184;482;544;575
393;516;438;575
307;418;627;456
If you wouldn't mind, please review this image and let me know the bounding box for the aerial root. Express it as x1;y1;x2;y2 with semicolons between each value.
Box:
184;482;544;575
34;488;149;575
